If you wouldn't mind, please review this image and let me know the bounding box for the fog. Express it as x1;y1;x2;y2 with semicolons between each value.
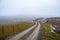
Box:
0;0;60;18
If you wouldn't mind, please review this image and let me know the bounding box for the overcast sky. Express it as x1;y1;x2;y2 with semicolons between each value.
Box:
0;0;60;18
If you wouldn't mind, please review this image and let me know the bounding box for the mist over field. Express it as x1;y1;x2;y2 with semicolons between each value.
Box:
0;0;60;23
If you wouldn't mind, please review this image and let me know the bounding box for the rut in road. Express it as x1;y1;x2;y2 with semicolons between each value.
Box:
18;23;41;40
26;23;40;40
18;24;38;40
37;24;43;40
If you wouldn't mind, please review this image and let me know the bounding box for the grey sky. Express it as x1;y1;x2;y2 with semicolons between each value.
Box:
0;0;60;18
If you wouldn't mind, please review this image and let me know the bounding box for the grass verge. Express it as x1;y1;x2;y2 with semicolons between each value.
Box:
41;23;60;40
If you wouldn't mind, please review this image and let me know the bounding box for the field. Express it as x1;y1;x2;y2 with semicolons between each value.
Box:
0;21;34;40
41;23;60;40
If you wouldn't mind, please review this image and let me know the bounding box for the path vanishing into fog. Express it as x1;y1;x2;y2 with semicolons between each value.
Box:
6;22;41;40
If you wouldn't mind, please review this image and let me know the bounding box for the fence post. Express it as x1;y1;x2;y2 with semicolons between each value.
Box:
2;25;4;36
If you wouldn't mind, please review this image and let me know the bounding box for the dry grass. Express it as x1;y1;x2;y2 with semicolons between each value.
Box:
0;21;34;40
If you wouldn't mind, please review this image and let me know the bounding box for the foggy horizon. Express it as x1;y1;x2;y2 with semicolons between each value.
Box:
0;0;60;18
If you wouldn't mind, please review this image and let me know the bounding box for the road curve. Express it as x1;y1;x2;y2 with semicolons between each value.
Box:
6;22;37;40
26;23;40;40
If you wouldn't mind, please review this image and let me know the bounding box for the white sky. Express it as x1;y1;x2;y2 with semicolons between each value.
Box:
0;0;60;18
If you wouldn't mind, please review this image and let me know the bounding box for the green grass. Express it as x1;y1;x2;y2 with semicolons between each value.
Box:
41;23;60;40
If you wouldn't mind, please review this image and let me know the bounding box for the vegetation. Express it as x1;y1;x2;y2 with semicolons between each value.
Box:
41;23;60;40
0;21;34;40
47;18;60;34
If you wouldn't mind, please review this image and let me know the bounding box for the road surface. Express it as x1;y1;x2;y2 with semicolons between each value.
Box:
6;22;41;40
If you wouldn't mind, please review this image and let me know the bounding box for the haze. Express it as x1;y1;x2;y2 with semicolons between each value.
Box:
0;0;60;18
